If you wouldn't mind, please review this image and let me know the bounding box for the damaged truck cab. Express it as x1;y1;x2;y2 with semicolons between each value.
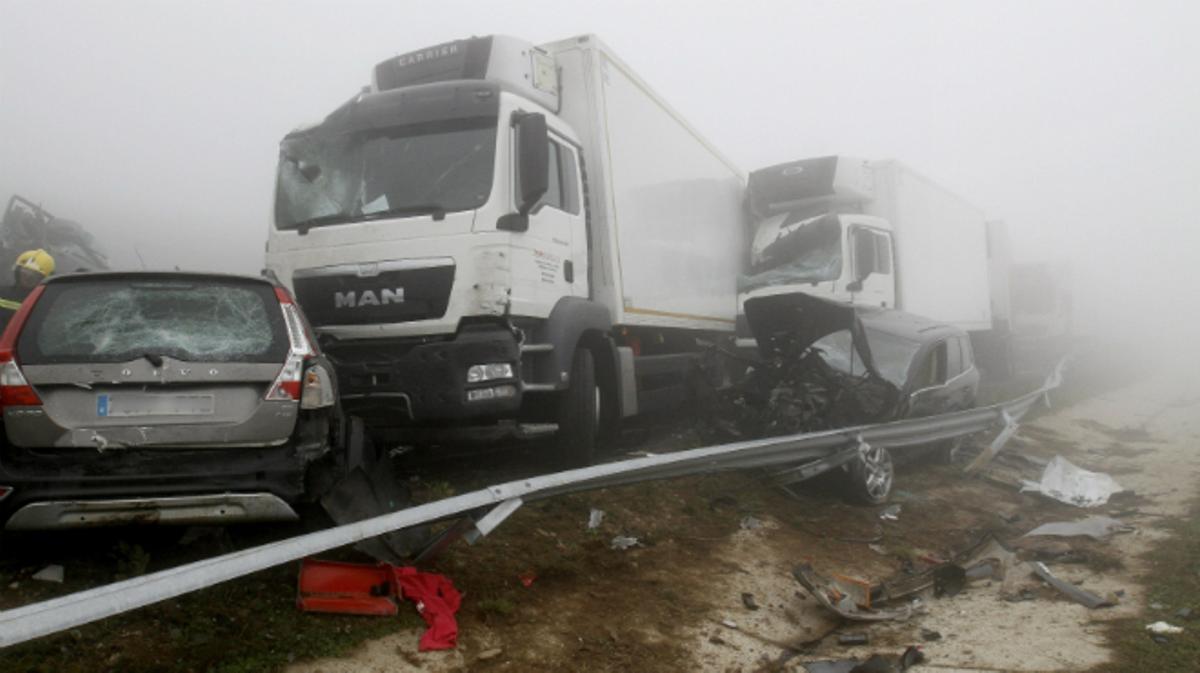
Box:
738;156;1013;377
266;35;747;461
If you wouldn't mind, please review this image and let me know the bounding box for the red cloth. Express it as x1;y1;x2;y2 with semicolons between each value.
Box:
391;566;463;651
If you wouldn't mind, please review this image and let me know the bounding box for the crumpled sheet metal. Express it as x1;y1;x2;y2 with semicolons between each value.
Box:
1031;561;1113;609
793;563;912;621
1020;455;1123;507
1023;515;1132;541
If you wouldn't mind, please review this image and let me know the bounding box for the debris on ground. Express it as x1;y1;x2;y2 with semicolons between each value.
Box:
587;508;605;530
1022;515;1132;540
610;535;640;550
477;648;503;661
804;646;925;673
838;633;869;645
518;571;537;587
1020;455;1124;507
1175;607;1194;620
741;592;759;610
720;619;738;629
919;628;942;641
295;558;462;651
879;505;901;521
1145;621;1184;635
31;565;64;583
1030;561;1113;609
739;515;763;530
793;563;913;621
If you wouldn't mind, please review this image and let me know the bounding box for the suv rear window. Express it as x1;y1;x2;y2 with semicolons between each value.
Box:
18;278;289;364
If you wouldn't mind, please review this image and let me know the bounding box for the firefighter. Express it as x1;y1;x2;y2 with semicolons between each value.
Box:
0;249;55;330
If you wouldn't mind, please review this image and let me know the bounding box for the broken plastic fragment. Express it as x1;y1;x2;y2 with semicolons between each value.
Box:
879;505;901;521
32;565;64;583
587;509;605;530
610;535;640;551
1145;621;1183;635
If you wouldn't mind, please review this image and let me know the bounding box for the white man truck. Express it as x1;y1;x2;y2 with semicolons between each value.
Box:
266;35;746;463
738;156;1014;376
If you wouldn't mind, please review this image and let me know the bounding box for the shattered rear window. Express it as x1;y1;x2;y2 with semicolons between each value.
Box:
18;279;289;364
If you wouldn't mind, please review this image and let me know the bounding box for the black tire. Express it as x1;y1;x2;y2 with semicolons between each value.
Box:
843;444;894;505
556;348;599;467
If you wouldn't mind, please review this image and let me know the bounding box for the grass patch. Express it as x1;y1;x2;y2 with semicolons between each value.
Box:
0;562;423;673
1091;501;1200;672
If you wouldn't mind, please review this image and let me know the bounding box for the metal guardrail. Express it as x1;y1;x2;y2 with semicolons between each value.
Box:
0;361;1065;648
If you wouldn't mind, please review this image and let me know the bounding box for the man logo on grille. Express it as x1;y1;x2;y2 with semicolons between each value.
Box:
334;288;405;308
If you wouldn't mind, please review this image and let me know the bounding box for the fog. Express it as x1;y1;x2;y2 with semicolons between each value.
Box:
2;0;1198;352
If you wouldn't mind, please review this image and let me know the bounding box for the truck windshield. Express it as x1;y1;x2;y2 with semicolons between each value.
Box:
274;118;497;231
738;214;842;292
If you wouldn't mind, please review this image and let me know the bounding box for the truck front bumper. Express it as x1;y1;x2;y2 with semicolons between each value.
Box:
325;327;524;424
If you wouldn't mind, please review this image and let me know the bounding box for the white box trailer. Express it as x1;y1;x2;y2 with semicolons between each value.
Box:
546;37;746;331
862;160;993;330
266;34;746;462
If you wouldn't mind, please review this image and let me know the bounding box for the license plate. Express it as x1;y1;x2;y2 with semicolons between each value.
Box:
97;393;215;418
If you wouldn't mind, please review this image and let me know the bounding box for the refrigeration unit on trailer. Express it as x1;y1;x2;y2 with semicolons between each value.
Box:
739;156;1013;374
266;35;746;463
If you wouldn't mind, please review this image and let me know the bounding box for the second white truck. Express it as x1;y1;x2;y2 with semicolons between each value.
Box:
738;156;1014;374
266;35;746;462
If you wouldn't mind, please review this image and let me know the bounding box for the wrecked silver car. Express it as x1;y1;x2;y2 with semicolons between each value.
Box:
727;293;980;503
0;272;341;529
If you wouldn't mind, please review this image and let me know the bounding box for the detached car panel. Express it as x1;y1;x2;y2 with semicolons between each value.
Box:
0;272;340;529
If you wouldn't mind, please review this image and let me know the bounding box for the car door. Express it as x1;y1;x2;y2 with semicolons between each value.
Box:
511;129;587;311
907;340;953;417
849;226;894;309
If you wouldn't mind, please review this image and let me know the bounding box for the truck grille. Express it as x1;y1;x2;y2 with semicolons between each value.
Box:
293;260;455;327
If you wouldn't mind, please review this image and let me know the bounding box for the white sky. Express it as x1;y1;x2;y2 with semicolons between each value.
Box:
2;0;1198;339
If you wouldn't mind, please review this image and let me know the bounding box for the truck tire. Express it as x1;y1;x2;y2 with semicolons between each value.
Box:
556;348;599;467
844;444;894;505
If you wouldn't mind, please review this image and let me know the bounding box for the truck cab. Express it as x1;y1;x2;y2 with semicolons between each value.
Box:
267;37;591;439
266;35;747;462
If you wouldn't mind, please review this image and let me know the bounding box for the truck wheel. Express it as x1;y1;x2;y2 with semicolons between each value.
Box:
556;348;599;467
844;444;893;505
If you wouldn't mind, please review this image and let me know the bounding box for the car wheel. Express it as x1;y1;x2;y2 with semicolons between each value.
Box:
556;348;598;467
845;443;894;505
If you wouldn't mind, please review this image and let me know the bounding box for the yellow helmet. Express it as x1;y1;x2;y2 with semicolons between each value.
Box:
14;249;55;278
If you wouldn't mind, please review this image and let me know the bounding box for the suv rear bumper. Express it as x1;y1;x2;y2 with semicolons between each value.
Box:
5;493;298;529
0;443;316;529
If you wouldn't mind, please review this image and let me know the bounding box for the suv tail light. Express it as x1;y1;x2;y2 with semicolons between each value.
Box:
0;285;45;409
267;286;317;402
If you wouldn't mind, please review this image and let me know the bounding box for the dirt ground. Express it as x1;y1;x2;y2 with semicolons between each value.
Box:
1;348;1197;673
286;366;1200;672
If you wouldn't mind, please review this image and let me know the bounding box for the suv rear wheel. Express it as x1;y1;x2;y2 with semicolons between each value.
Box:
556;348;599;467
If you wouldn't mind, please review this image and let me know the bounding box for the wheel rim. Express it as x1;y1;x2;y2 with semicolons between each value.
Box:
861;446;893;500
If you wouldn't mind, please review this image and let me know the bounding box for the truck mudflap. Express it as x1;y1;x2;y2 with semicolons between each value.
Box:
319;418;430;562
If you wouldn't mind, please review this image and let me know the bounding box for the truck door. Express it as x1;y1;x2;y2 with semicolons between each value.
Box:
850;226;894;309
514;130;588;307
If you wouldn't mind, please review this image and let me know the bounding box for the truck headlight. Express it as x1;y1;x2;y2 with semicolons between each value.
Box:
466;363;514;383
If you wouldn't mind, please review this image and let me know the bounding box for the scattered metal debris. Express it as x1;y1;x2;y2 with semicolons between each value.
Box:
610;535;640;551
720;619;739;629
793;564;913;621
587;509;605;530
838;633;870;646
31;566;64;584
1031;562;1113;609
741;592;759;610
879;505;901;521
1023;515;1132;540
1020;455;1123;507
1145;621;1183;635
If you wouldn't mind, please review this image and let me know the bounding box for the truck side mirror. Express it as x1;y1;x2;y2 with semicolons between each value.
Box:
516;112;549;215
